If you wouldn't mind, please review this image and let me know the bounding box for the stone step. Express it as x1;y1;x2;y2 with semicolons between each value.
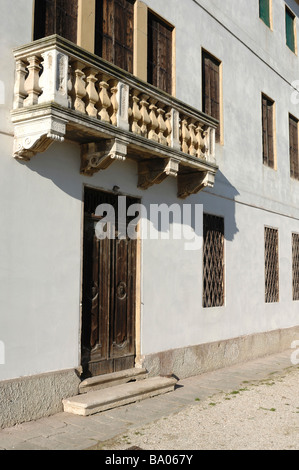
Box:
63;376;177;416
79;368;148;394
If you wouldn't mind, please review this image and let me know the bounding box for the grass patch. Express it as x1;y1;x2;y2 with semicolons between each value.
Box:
259;407;276;412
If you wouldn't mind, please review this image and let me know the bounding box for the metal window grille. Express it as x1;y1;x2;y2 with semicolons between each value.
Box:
203;214;225;308
262;94;275;169
264;227;279;303
292;233;299;301
289;114;299;180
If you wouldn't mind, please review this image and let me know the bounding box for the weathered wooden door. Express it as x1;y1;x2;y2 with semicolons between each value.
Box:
81;188;138;378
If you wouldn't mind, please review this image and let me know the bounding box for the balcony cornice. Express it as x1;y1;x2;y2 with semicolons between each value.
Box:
11;35;219;198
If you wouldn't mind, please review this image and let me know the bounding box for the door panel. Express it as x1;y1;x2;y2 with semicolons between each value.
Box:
81;189;138;378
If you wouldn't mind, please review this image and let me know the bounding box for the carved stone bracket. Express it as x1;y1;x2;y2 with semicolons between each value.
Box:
138;157;179;190
177;171;215;199
13;115;67;161
80;138;127;176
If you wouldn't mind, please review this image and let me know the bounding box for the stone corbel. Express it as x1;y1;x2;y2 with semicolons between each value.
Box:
80;138;127;176
138;157;179;190
177;170;215;199
13;115;67;161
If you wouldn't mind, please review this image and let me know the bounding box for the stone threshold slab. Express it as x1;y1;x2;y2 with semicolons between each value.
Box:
63;376;177;416
79;368;147;394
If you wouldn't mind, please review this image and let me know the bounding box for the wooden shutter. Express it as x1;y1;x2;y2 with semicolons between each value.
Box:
262;95;274;168
147;12;173;94
202;51;221;142
34;0;78;43
286;8;296;52
259;0;270;27
289;114;299;179
95;0;134;74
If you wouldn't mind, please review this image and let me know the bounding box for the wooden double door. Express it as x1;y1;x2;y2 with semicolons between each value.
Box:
81;188;138;378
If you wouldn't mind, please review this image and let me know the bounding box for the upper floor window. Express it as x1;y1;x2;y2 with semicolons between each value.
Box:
289;114;299;180
202;50;221;143
286;6;296;53
34;0;78;43
262;94;275;169
94;0;134;74
259;0;271;28
147;12;173;95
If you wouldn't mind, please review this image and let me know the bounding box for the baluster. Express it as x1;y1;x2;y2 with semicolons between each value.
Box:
109;79;119;126
131;93;142;135
24;55;41;106
165;111;172;147
202;125;210;158
67;63;75;109
73;61;86;114
148;100;159;142
196;123;208;159
98;74;111;123
181;119;190;154
13;59;27;109
85;67;99;118
139;94;150;137
188;122;197;157
157;107;167;145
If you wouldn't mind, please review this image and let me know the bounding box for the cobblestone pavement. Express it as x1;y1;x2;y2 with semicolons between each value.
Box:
0;349;297;450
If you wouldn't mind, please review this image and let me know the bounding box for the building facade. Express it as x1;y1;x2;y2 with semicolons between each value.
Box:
1;0;299;428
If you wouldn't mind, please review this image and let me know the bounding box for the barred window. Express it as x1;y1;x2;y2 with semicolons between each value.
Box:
289;114;299;180
262;94;275;169
203;214;225;308
264;227;279;303
292;233;299;301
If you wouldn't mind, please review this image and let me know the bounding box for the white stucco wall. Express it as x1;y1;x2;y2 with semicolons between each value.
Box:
0;0;299;380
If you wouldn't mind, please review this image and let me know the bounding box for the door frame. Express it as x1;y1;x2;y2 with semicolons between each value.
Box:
79;184;142;375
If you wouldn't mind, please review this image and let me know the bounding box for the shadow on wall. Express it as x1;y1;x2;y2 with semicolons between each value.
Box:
22;141;84;201
19;143;239;243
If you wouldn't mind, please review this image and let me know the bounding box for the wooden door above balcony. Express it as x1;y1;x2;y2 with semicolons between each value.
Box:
11;35;219;198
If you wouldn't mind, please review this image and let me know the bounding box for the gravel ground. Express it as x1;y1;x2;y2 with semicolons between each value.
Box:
100;366;299;451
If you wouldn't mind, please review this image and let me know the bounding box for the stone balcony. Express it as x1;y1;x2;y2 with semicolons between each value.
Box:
11;35;218;199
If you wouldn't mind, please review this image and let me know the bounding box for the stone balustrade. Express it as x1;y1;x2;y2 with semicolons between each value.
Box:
11;35;218;197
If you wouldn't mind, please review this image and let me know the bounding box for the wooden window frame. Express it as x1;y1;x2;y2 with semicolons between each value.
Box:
202;49;223;145
286;6;297;54
289;113;299;180
261;93;276;169
264;226;279;303
147;10;174;95
203;213;225;308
